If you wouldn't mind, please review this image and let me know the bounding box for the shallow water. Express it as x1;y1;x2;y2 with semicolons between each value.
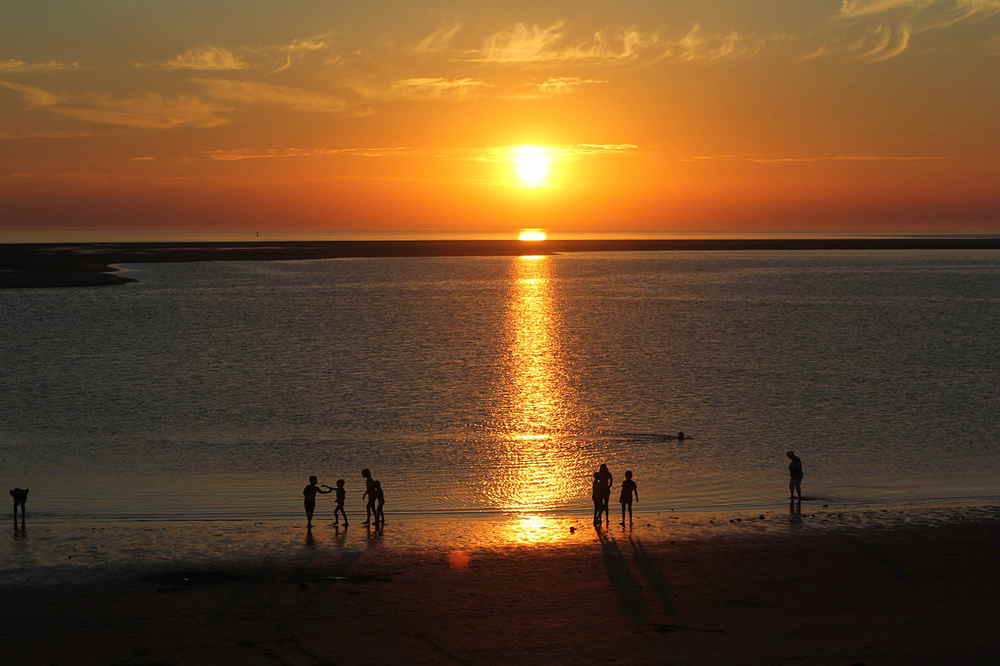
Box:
2;250;999;533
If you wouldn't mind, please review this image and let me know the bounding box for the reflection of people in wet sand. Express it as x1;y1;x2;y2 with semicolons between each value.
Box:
787;451;804;501
789;498;803;526
619;471;639;526
333;479;349;527
373;480;385;525
592;473;603;525
302;476;332;529
361;469;377;525
597;464;614;525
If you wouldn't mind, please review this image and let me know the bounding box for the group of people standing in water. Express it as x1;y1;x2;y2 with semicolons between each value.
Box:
302;468;384;530
301;452;804;530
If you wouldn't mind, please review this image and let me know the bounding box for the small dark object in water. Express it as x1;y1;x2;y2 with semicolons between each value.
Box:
569;526;576;533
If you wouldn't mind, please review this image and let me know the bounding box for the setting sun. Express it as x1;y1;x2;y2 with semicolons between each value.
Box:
518;229;547;241
512;146;551;187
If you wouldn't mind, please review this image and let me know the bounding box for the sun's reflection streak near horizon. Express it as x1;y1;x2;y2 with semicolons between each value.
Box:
482;256;583;541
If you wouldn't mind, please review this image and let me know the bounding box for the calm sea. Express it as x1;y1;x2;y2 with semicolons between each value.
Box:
3;250;999;524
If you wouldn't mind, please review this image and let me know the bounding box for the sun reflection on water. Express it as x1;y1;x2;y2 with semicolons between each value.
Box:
482;256;582;529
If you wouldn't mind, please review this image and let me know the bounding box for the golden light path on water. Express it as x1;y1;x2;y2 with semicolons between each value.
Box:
482;255;584;544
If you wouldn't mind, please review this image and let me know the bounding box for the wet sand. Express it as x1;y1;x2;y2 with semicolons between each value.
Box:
4;238;1000;288
3;507;999;665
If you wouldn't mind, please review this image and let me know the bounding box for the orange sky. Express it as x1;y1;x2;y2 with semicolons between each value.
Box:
2;1;999;239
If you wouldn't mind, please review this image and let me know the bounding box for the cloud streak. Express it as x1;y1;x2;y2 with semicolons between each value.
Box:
0;80;62;108
52;94;231;128
535;76;607;94
204;146;413;160
415;23;463;53
690;153;947;163
0;59;80;73
272;36;330;73
192;79;348;112
158;47;249;71
469;21;765;65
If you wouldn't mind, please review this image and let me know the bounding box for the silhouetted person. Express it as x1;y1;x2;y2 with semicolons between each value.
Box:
619;471;638;526
302;476;332;529
787;451;803;501
10;488;27;524
592;472;603;525
597;464;614;525
361;468;376;525
677;431;685;442
373;480;385;524
332;479;349;527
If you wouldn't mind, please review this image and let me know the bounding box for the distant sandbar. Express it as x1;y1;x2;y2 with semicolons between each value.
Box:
3;237;998;288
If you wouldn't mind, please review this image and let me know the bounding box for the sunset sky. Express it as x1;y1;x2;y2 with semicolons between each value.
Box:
2;0;999;238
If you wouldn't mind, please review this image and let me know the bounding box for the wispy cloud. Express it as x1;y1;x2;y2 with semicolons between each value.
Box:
472;22;657;63
536;76;607;94
0;59;80;73
415;23;463;53
690;153;947;163
841;0;1000;23
840;0;1000;34
0;80;62;108
272;35;330;73
470;21;765;65
472;143;638;162
130;156;156;161
807;0;1000;62
51;94;231;128
856;22;913;61
204;146;413;160
0;129;105;140
385;77;486;100
192;79;348;112
804;21;913;61
659;24;764;62
157;47;249;71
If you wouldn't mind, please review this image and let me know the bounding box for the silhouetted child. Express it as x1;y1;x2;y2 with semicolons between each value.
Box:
361;468;376;525
787;451;804;501
597;463;613;525
302;476;331;529
619;471;638;526
591;473;602;525
373;480;385;524
10;488;28;523
332;479;348;527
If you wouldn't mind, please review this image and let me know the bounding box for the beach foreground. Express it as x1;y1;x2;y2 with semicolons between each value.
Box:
3;514;998;665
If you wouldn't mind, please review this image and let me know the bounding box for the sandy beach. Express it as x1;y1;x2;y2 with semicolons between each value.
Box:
3;505;999;665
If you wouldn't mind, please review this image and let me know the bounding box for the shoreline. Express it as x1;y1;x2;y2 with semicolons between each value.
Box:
3;237;999;288
3;502;999;664
5;499;998;584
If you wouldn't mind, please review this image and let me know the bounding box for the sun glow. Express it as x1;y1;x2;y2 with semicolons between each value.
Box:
512;145;551;187
518;228;547;241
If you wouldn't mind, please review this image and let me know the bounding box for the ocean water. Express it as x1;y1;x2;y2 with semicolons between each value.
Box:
2;250;999;530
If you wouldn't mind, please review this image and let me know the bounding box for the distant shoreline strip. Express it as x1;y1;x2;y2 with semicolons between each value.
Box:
3;238;999;288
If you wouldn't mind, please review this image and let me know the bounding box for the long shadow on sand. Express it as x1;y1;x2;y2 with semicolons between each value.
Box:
596;528;648;627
